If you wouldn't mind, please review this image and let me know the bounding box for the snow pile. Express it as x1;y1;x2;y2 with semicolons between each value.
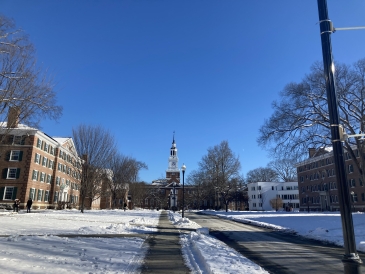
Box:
169;211;201;229
168;211;268;273
180;229;268;274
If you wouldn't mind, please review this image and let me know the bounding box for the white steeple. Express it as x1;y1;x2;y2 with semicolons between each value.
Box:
167;132;179;172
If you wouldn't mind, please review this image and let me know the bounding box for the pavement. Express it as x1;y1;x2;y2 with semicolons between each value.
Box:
140;210;191;273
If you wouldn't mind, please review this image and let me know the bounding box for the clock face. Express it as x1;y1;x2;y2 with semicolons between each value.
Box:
171;161;176;167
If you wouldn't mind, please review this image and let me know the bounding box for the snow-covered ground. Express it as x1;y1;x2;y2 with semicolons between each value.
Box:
1;209;364;273
169;211;268;274
0;209;160;274
201;210;365;252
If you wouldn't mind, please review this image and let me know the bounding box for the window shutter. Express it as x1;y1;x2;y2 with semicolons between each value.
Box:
12;187;17;200
16;168;20;179
5;151;10;161
0;187;4;200
19;151;23;161
2;168;8;179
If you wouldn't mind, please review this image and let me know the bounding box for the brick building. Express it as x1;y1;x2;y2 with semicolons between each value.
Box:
296;147;365;212
0;118;81;209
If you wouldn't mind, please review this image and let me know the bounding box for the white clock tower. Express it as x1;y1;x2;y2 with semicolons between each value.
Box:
166;133;180;182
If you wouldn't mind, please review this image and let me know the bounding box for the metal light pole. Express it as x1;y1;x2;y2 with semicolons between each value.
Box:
317;0;362;271
181;164;186;218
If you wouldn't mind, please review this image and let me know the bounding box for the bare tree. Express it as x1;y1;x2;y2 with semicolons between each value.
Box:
107;153;147;209
72;124;117;213
197;140;242;211
246;167;278;184
0;15;62;133
128;181;148;209
258;58;365;180
268;158;297;182
270;197;283;211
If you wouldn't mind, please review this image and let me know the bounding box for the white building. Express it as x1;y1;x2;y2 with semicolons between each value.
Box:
248;182;299;211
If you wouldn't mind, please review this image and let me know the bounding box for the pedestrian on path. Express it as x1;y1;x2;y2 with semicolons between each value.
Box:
26;198;32;213
13;199;20;212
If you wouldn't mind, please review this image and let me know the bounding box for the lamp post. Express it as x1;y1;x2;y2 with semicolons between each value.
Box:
317;1;361;271
181;164;186;218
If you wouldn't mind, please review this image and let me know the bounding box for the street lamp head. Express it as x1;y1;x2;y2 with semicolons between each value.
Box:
181;164;186;172
351;191;355;195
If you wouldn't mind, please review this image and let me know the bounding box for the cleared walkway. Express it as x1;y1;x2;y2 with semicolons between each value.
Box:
140;211;190;273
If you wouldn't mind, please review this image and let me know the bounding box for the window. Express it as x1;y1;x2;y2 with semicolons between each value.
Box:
348;165;354;174
29;188;35;200
32;170;38;181
7;168;19;179
37;189;43;201
362;193;365;202
44;143;49;153
42;157;47;167
48;160;54;169
35;153;40;164
50;146;54;155
258;186;262;190
10;150;21;161
13;135;22;145
58;163;62;171
353;193;358;203
37;138;42;148
44;190;49;202
54;191;59;203
349;179;356;188
3;186;16;200
46;174;51;184
56;177;60;186
40;172;45;182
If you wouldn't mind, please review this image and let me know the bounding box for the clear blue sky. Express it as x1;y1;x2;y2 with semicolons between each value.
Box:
2;1;365;182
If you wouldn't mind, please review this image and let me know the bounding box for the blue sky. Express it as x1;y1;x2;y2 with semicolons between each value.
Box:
2;1;365;182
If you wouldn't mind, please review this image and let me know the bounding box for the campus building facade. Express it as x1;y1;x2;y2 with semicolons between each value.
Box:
248;181;299;211
0;119;81;209
296;147;365;212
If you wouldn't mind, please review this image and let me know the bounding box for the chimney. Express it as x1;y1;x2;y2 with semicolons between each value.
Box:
7;107;20;128
308;148;316;158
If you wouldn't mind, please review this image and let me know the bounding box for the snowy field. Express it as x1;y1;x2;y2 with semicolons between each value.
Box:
201;210;365;252
0;209;160;274
1;209;364;274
